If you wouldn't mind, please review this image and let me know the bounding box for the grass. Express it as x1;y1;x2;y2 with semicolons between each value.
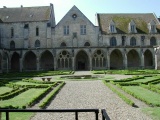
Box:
122;86;160;106
0;88;46;108
142;107;160;120
11;81;53;86
2;112;35;120
125;77;158;83
0;87;13;95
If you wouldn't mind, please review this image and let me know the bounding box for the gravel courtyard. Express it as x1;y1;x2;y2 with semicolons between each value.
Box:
31;80;152;120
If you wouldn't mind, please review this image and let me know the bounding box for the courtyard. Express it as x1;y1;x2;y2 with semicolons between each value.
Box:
0;70;160;120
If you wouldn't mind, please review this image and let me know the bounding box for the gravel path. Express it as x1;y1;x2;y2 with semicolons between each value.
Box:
30;81;151;120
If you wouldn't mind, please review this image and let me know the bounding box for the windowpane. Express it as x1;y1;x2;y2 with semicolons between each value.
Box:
130;37;136;46
80;25;86;35
36;27;39;36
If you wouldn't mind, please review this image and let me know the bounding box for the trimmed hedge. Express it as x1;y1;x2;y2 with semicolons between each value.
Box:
140;84;160;94
103;80;135;106
39;81;65;108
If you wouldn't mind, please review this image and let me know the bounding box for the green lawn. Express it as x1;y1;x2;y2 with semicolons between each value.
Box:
2;112;35;120
123;86;160;106
0;87;12;95
0;88;46;108
142;107;160;120
11;81;53;86
126;77;158;83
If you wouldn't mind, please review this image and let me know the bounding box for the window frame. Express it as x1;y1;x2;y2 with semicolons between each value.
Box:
63;25;69;35
80;25;86;35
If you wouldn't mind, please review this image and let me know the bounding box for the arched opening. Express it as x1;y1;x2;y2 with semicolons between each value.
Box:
0;54;2;71
75;51;89;70
40;51;54;70
10;41;15;49
110;37;117;46
60;42;67;47
23;51;36;71
35;40;40;48
92;49;106;69
57;50;72;70
130;37;136;46
127;50;140;68
11;52;20;72
84;42;90;47
110;49;123;69
150;37;156;46
3;52;9;73
144;50;153;68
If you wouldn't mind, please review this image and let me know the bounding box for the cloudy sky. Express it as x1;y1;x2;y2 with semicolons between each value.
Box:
1;0;160;24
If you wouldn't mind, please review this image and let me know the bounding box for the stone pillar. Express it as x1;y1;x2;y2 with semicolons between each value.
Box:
54;57;57;70
124;52;127;69
89;56;92;70
107;54;110;70
36;57;40;71
20;58;23;72
141;52;144;69
72;57;75;71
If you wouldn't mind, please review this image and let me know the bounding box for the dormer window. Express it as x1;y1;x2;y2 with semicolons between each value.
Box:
148;20;157;33
129;20;137;33
109;20;116;33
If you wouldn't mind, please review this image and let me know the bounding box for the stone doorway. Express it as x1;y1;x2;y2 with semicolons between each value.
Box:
75;51;89;70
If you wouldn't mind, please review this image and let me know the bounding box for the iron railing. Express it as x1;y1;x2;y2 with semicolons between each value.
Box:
101;109;110;120
0;109;100;120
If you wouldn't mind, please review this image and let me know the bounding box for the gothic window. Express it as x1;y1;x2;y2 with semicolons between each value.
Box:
129;20;137;33
92;49;106;68
84;42;90;47
80;25;86;35
63;25;69;35
11;27;14;38
110;37;117;46
148;20;157;33
141;36;145;46
150;37;156;46
60;42;67;47
36;27;39;36
10;41;15;49
35;40;40;48
122;36;126;46
109;20;116;33
58;50;72;69
130;37;136;46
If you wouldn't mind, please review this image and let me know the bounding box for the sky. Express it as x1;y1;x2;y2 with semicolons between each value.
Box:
0;0;160;24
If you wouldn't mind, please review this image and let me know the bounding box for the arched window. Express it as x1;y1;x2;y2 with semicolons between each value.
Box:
110;37;117;46
130;37;136;46
35;40;40;48
10;41;15;49
60;42;67;47
150;37;157;46
84;42;90;47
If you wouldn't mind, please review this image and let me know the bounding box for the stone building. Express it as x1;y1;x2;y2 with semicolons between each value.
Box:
0;4;160;72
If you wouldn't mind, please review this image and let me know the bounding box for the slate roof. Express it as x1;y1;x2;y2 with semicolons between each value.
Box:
0;6;50;22
97;13;160;34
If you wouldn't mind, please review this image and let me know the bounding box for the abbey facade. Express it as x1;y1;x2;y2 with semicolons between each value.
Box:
0;3;160;72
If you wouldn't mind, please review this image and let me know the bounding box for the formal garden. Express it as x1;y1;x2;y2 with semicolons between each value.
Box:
0;70;160;120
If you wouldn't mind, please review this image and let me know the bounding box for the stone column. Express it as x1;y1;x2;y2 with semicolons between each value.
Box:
54;57;57;70
89;56;92;70
20;58;23;72
141;52;144;69
72;57;75;71
107;54;110;70
124;52;127;69
36;57;40;71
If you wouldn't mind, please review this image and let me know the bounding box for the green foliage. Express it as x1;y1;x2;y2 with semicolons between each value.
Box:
103;80;135;106
39;82;65;108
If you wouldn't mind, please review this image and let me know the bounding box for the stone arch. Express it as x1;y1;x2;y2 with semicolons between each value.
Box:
40;50;54;70
75;50;89;70
60;42;67;47
144;49;153;68
127;49;140;68
110;49;123;69
84;42;90;47
150;37;156;46
23;51;36;71
130;37;136;46
110;37;117;46
11;52;20;71
35;40;40;48
57;50;72;70
92;49;106;69
3;52;9;72
10;41;15;49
